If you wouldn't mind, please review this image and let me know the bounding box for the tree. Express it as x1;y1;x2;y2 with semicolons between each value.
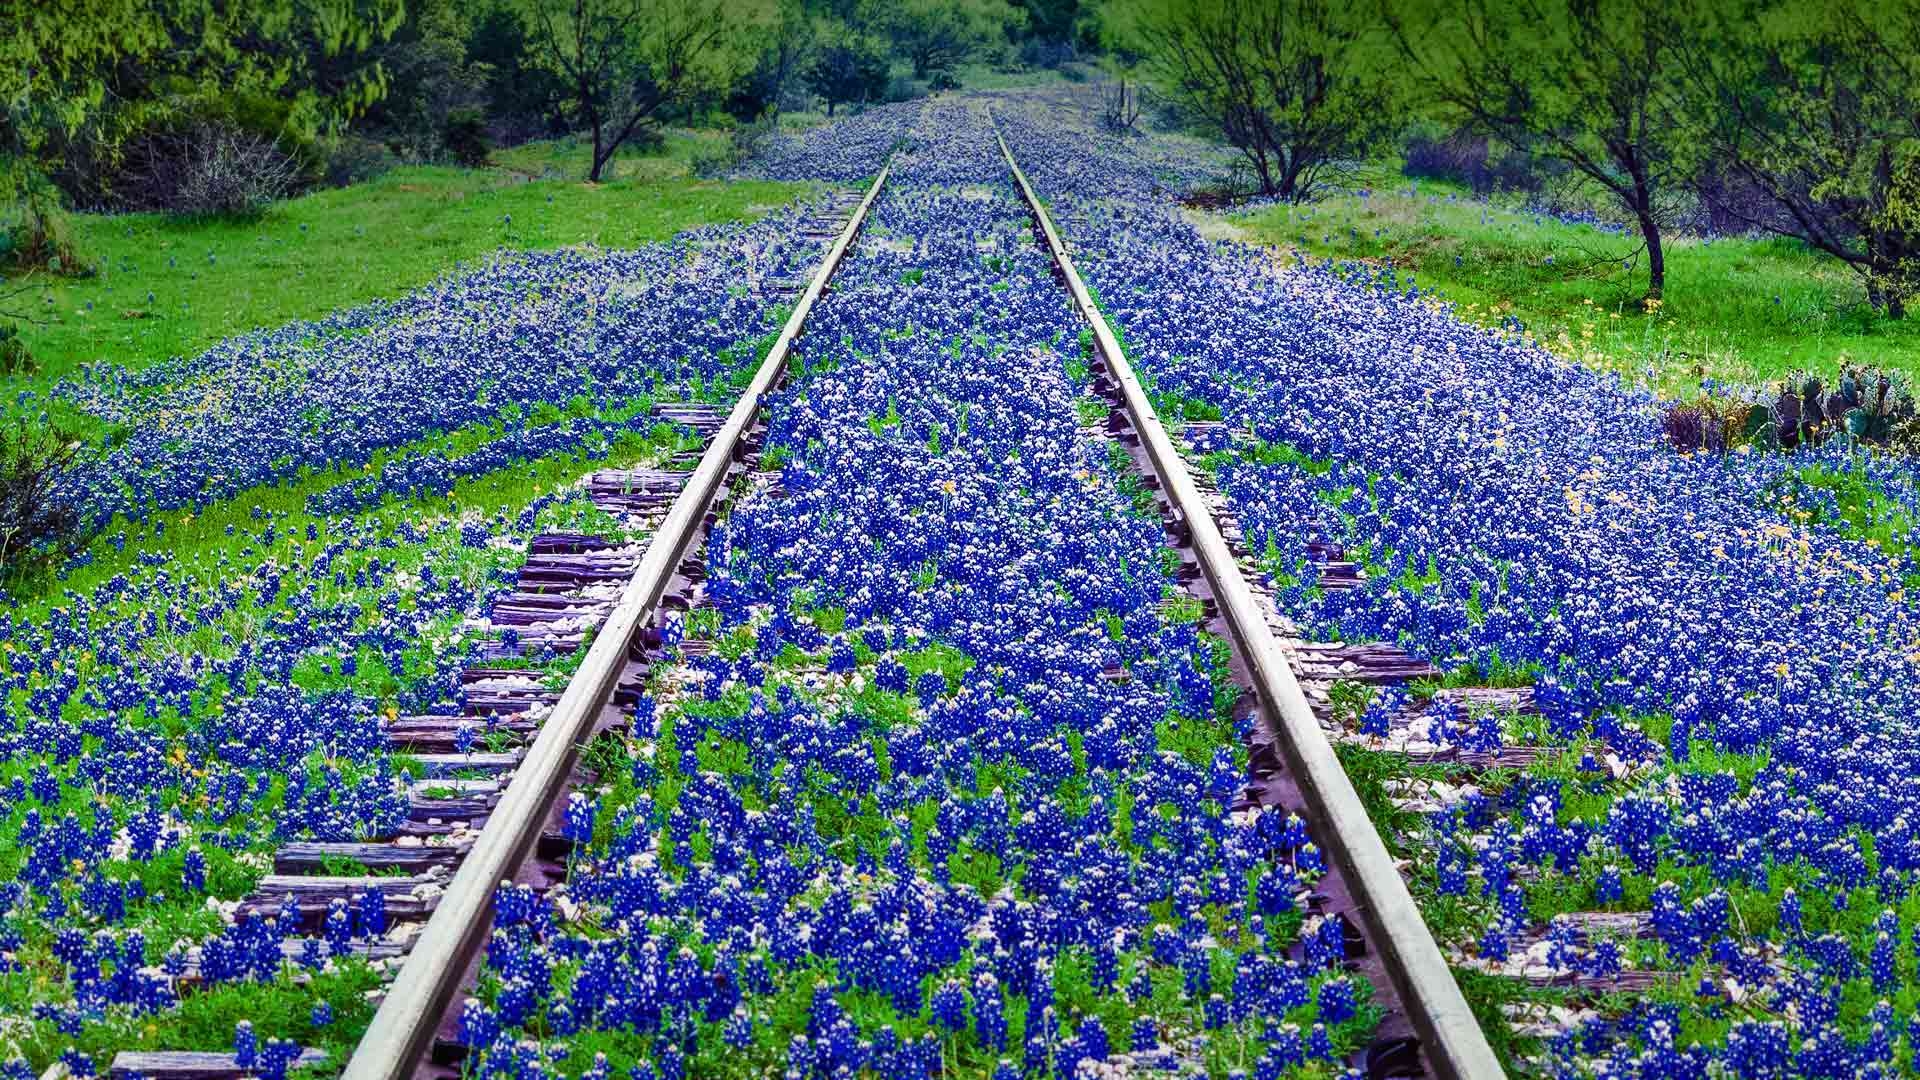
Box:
804;30;890;117
469;3;570;142
727;0;818;121
1;0;403;206
1391;0;1688;300
527;0;770;182
1674;1;1920;316
865;0;1023;79
1;0;401;177
1016;0;1081;45
1105;0;1396;201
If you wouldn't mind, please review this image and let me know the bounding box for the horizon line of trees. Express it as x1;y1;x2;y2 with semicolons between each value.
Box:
1103;0;1920;316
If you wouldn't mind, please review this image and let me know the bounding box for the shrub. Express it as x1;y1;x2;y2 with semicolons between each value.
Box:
1663;368;1920;454
1098;80;1141;135
1402;128;1486;185
693;119;776;179
884;75;924;104
120;122;301;218
322;135;398;188
928;70;962;92
0;323;34;377
0;420;91;577
1020;39;1077;70
444;108;493;167
2;183;89;276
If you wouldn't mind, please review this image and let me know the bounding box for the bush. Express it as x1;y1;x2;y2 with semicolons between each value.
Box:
322;135;398;188
1402;128;1487;185
884;75;923;104
0;420;91;577
2;183;89;276
694;119;776;179
120;122;301;218
1402;127;1556;194
1020;39;1077;70
444;108;493;167
0;323;34;377
927;70;962;92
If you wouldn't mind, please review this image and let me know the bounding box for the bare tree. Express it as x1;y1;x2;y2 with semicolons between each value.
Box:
529;0;768;182
1097;77;1140;134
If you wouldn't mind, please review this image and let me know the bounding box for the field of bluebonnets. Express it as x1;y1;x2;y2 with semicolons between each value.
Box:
0;180;845;1069
10;81;1920;1080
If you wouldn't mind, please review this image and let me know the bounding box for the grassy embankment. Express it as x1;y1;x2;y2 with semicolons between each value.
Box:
1213;179;1920;396
10;131;809;399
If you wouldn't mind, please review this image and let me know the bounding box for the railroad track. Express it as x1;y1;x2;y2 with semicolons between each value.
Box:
118;139;1506;1080
91;178;883;1080
993;132;1503;1080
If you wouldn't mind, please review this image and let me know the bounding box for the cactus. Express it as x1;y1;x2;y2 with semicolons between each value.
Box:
1672;366;1917;455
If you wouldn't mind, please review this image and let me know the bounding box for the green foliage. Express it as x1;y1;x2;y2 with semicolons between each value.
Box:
1016;0;1083;45
1103;0;1397;200
1675;1;1920;317
468;1;572;139
0;322;31;377
727;1;819;121
861;0;1024;79
1391;0;1690;300
804;29;893;117
1;179;89;275
444;108;494;167
1;0;403;206
523;0;773;180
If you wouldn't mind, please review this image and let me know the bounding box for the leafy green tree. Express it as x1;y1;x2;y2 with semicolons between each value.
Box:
864;0;1023;79
728;0;818;121
1016;0;1080;44
804;27;890;116
1104;0;1396;200
468;2;569;141
1675;1;1920;316
1;0;402;202
1390;0;1688;300
527;0;772;181
359;0;492;162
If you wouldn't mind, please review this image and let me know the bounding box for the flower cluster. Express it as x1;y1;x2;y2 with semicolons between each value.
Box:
36;198;834;521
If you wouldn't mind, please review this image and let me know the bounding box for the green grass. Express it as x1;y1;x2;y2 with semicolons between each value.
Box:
7;130;814;394
1211;179;1920;396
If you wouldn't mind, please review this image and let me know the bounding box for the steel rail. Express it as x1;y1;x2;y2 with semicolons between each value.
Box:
994;130;1507;1080
340;162;893;1080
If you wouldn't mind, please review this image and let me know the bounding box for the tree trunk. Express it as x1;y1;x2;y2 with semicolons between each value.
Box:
1245;147;1276;198
1628;168;1664;300
1638;211;1665;300
1866;229;1912;318
588;115;607;183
